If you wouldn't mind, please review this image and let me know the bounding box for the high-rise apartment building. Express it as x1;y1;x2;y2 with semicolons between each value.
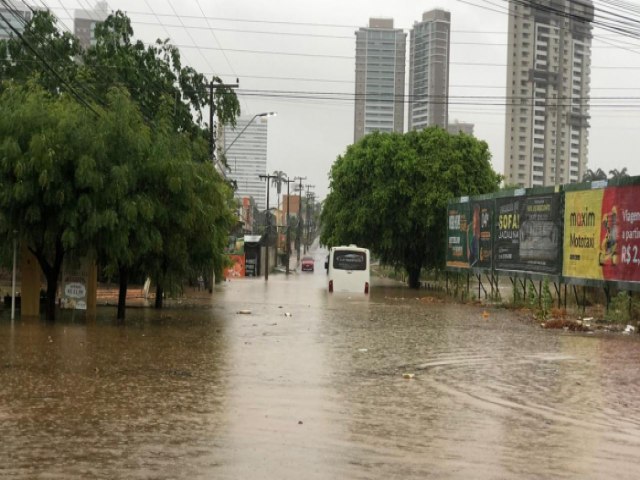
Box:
448;121;474;136
0;1;34;40
222;116;269;210
409;9;451;130
504;0;593;188
354;18;406;142
74;1;108;51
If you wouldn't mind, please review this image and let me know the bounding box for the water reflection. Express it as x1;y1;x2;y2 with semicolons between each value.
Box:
0;307;229;479
1;272;640;479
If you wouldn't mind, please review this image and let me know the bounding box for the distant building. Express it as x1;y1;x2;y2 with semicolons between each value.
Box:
281;194;301;217
0;1;35;40
222;115;269;210
409;9;451;131
448;121;474;136
504;0;593;188
354;18;406;142
74;1;109;51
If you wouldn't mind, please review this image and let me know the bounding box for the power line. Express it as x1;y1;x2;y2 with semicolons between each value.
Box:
0;0;100;115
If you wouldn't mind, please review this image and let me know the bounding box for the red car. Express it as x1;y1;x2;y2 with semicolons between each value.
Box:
301;256;315;272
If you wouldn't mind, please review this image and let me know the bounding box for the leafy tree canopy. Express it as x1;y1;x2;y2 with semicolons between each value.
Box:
83;11;240;138
0;82;102;320
320;127;501;288
0;10;81;94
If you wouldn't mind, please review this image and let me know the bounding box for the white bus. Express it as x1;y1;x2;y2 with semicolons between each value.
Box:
326;245;370;294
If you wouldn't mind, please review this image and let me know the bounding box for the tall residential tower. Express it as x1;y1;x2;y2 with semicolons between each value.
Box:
0;1;35;40
409;9;451;130
354;18;406;142
222;116;269;210
74;1;109;51
504;0;593;188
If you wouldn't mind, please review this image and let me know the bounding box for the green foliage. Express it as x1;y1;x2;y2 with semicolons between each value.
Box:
540;278;553;319
0;83;103;319
321;127;501;288
605;291;636;324
0;11;240;318
0;11;82;94
83;11;240;137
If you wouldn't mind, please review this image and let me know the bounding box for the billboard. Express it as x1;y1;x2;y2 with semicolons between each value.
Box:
224;254;246;278
446;202;470;269
564;185;640;282
469;199;493;269
494;192;562;274
60;257;90;310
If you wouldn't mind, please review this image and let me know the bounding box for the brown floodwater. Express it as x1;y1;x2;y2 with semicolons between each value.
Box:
1;255;640;479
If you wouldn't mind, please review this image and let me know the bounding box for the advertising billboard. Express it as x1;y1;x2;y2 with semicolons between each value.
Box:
446;202;470;269
564;185;640;282
469;199;493;270
494;192;562;274
224;254;246;278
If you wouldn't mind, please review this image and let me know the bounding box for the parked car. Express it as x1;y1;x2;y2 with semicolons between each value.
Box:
301;256;315;272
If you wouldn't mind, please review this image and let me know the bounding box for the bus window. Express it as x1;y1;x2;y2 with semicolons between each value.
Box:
333;251;367;270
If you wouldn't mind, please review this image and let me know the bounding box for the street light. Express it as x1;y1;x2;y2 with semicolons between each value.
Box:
259;173;279;281
223;112;276;156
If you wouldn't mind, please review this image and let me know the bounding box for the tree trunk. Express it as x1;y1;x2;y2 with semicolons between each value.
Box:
155;284;164;309
32;240;64;322
117;265;129;322
408;267;422;289
44;272;58;322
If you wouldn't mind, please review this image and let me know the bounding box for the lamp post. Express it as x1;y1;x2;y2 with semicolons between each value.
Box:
295;177;306;261
259;173;279;281
209;79;239;165
11;230;17;321
223;112;276;157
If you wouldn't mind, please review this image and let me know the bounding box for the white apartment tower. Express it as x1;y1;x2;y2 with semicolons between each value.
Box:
222;116;269;210
409;9;451;130
354;18;406;142
0;1;35;40
504;0;593;188
74;1;109;51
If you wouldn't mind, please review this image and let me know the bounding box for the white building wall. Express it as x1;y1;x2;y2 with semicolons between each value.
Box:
223;116;269;211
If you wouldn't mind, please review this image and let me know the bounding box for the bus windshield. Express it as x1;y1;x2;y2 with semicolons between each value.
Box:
333;251;367;271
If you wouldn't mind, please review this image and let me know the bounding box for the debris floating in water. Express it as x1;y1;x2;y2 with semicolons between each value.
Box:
284;312;292;317
358;348;368;353
402;373;415;380
236;310;252;315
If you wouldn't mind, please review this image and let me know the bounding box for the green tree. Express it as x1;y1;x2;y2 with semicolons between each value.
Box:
582;168;607;182
321;127;501;288
0;11;82;94
0;83;101;321
93;88;158;322
140;117;235;308
609;167;629;180
83;11;239;139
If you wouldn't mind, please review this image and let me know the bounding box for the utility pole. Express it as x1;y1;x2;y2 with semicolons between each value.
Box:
209;79;239;165
304;185;315;254
295;177;306;261
284;177;297;275
259;174;279;281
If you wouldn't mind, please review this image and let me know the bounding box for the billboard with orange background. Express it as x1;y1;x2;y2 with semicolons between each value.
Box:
224;254;246;278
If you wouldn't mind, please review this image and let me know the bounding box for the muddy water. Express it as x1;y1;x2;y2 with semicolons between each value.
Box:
1;264;640;479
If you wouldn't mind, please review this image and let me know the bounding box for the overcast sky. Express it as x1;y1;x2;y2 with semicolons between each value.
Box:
49;0;640;201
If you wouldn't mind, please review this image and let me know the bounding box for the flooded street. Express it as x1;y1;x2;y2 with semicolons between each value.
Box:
2;260;640;479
